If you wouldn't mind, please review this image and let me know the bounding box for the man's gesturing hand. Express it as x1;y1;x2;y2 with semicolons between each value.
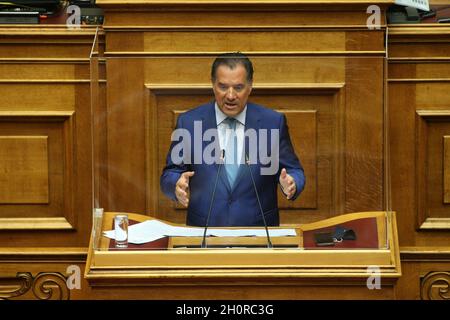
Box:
175;171;195;207
279;168;296;200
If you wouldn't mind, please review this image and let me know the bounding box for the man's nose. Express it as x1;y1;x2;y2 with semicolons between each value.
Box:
226;87;237;99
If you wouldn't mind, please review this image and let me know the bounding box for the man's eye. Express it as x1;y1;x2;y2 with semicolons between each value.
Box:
219;85;227;90
234;86;243;91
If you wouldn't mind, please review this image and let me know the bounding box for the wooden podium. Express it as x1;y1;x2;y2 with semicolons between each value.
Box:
85;211;401;299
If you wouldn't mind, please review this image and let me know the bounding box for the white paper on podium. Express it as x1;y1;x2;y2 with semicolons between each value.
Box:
103;219;297;244
395;0;429;12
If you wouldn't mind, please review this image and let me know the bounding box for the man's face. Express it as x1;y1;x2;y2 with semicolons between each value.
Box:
212;64;252;117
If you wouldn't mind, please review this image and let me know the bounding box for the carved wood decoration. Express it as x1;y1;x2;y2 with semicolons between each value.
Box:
0;272;32;300
421;271;450;300
0;272;69;300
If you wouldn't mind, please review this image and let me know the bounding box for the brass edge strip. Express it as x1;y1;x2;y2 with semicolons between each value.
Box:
145;83;345;90
0;218;73;230
104;51;386;56
103;26;386;31
388;79;450;82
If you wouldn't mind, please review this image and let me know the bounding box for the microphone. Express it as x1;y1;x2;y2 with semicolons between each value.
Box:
201;149;225;248
245;153;273;248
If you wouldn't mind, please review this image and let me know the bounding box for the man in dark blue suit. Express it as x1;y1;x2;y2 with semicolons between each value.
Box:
161;52;305;227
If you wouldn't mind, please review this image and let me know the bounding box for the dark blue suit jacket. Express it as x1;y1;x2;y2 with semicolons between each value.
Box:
160;101;305;227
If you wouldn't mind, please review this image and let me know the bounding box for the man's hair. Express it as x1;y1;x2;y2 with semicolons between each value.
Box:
211;52;254;83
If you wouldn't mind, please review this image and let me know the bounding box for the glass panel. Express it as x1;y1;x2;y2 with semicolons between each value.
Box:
90;54;391;253
90;27;102;251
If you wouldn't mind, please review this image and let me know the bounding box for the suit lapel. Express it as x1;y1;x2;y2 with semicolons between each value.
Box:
200;101;217;140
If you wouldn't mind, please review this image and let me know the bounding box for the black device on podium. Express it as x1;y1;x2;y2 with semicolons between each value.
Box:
0;0;60;24
0;1;103;25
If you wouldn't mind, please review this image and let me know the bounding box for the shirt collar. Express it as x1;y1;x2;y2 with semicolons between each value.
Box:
215;102;247;126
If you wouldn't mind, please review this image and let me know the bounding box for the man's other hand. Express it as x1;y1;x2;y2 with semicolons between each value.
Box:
279;168;296;200
175;171;195;207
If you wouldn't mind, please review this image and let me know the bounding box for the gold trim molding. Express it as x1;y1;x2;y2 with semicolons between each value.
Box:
418;218;450;230
106;51;386;57
97;0;394;5
0;218;73;230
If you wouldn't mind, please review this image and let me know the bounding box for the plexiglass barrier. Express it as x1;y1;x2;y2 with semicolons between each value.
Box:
90;46;392;252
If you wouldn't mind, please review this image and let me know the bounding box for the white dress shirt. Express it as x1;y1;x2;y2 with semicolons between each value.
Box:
215;102;246;165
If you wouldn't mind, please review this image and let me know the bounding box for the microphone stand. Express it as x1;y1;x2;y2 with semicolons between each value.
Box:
201;150;225;248
245;154;273;248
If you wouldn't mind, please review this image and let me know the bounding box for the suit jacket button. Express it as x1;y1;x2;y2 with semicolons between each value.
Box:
228;199;232;204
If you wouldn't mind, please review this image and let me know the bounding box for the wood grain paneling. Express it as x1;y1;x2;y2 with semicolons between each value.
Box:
389;82;450;244
344;57;384;213
106;58;147;213
144;57;346;85
0;26;97;60
389;26;450;60
139;31;346;53
389;25;450;262
417;63;450;80
388;82;416;246
416;111;450;230
0;84;75;111
102;10;382;28
0;44;91;59
278;110;317;210
0;63;86;80
0;26;97;244
389;43;450;59
444;136;450;204
0;112;75;230
0;136;49;204
416;83;450;109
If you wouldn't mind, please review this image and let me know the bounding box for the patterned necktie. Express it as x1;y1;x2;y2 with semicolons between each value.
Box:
224;117;239;188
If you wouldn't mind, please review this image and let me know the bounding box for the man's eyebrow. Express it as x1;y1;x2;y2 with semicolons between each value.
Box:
217;82;245;87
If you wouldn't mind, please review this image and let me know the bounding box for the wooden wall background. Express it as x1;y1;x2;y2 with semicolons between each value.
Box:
0;25;98;299
0;0;449;300
388;25;450;300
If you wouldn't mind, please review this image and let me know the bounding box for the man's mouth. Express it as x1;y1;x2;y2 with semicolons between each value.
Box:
224;102;237;109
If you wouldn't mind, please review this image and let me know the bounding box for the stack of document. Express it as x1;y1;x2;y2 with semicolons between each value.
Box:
104;219;296;244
